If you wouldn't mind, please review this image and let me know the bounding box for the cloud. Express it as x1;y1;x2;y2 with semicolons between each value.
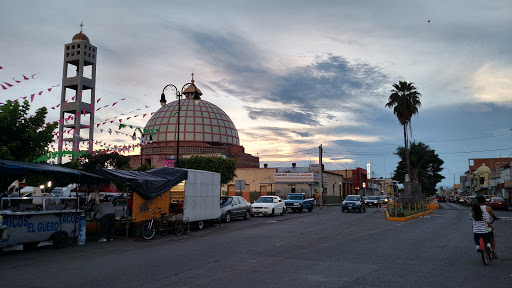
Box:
472;63;512;106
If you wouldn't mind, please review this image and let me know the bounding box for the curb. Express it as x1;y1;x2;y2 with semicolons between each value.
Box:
385;208;434;221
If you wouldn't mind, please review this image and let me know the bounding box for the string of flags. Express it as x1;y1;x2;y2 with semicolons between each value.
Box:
0;73;37;92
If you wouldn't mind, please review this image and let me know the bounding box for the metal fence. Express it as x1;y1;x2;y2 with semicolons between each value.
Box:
386;198;432;217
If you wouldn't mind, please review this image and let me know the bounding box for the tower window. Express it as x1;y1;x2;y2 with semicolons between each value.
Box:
92;55;95;59
77;51;80;55
71;52;75;56
72;45;75;49
66;46;70;50
66;53;69;57
93;48;95;52
77;44;80;48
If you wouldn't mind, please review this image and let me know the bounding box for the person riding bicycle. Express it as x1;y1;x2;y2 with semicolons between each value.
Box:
475;195;499;258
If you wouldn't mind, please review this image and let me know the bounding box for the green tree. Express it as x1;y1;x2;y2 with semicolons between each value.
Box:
0;100;58;190
176;157;237;185
79;152;132;173
393;141;445;196
385;81;422;184
0;100;58;162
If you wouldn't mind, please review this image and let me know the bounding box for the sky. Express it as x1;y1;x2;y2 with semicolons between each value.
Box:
1;0;511;189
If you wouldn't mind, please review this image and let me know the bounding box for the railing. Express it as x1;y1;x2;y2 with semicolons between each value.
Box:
386;198;432;217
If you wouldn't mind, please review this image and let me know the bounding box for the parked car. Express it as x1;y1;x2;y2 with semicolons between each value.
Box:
341;195;366;213
365;196;381;207
464;196;476;206
489;197;508;210
437;195;447;202
251;195;286;216
112;195;127;206
220;196;251;223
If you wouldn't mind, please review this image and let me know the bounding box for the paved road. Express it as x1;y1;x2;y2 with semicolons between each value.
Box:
1;204;511;288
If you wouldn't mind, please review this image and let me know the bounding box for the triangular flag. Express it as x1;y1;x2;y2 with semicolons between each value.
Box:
30;94;35;102
112;102;118;106
23;75;29;80
3;82;13;87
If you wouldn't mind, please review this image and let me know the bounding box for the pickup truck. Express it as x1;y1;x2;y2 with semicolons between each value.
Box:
284;193;314;213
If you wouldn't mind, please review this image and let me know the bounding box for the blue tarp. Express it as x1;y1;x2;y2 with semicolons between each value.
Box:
96;168;188;199
0;159;106;185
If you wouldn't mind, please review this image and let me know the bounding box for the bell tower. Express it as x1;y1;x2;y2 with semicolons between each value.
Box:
57;25;97;164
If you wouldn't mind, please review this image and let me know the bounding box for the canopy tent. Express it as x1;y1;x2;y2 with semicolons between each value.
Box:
0;159;107;186
96;167;188;199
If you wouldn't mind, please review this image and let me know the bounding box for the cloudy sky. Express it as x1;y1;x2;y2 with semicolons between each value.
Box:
1;0;511;188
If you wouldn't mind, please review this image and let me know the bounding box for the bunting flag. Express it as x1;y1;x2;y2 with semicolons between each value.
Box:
0;73;36;91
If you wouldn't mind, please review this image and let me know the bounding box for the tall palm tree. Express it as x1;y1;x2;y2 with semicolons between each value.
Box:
385;81;422;183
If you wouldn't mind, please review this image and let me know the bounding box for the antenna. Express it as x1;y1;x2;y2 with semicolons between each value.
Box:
80;21;83;32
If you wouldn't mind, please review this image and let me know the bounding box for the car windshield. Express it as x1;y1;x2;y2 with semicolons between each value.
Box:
220;197;233;207
492;198;504;201
367;196;379;200
345;195;360;201
255;197;273;203
286;195;303;200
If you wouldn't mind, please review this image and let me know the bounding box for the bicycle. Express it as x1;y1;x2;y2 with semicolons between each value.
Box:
141;208;185;240
477;218;498;265
141;208;168;240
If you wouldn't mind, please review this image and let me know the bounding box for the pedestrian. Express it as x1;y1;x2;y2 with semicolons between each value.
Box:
93;198;116;242
314;189;319;207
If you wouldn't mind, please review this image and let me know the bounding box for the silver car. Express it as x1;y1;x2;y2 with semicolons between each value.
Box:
220;196;251;223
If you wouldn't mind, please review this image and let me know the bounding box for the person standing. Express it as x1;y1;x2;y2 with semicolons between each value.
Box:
93;198;116;242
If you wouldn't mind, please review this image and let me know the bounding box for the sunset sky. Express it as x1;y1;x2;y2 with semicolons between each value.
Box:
1;0;511;188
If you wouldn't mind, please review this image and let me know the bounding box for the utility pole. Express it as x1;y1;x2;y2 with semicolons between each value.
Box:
319;144;323;206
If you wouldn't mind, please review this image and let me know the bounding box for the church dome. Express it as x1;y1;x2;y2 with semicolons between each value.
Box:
72;32;90;43
474;163;491;175
144;99;240;146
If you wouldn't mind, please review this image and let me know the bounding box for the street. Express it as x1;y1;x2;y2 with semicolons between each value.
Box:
1;203;511;288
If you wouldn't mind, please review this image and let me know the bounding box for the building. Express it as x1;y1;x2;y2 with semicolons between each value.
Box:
224;164;363;204
57;28;97;163
129;76;259;169
461;157;512;196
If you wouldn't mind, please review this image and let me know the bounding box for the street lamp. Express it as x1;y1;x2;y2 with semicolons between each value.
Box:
160;82;200;167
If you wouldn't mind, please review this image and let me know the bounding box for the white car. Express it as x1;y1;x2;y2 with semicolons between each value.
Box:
251;196;286;216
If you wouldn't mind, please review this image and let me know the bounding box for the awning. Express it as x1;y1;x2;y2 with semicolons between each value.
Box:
96;167;188;199
0;159;106;185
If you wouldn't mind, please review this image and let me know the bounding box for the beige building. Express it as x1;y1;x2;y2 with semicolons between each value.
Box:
224;164;349;204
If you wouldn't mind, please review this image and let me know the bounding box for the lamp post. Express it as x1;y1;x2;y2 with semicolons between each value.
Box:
160;82;200;167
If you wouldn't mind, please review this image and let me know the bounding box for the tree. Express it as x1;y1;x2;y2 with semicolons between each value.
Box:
393;141;445;196
79;152;132;173
385;81;422;184
176;157;237;185
0;100;58;162
0;100;58;190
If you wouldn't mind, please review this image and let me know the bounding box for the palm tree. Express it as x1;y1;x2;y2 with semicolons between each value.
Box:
385;81;422;184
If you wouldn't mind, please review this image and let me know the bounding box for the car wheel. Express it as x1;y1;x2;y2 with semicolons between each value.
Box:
299;206;304;213
52;231;69;248
280;206;285;216
358;207;362;213
196;221;204;230
244;210;250;220
224;211;231;223
308;206;313;212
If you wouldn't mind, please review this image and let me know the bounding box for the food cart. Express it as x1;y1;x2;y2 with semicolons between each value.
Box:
0;196;82;250
98;167;221;234
0;160;107;249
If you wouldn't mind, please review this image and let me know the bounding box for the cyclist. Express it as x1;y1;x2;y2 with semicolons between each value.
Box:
476;195;499;258
470;203;492;253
